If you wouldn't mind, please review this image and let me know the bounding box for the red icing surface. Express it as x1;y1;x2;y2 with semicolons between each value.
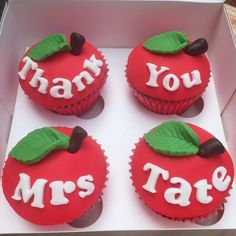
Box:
126;44;210;101
18;40;107;109
2;127;107;225
130;124;234;219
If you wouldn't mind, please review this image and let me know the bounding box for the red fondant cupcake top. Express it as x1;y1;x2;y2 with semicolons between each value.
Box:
2;126;108;225
126;32;211;101
130;121;234;219
18;33;107;109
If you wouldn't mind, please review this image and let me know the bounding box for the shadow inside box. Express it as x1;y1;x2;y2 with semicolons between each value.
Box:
194;204;225;226
178;97;204;118
67;197;103;228
77;95;105;120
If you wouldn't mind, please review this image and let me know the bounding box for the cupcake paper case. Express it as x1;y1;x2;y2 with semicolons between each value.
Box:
2;126;108;225
18;33;108;115
126;31;211;115
130;121;234;221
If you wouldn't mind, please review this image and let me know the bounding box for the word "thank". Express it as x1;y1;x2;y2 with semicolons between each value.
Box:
18;55;103;99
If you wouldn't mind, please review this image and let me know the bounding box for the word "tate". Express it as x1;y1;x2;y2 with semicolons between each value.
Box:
142;163;231;207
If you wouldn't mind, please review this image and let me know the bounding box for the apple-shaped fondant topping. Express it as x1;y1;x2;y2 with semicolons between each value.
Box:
127;31;210;105
130;121;234;220
18;33;107;113
2;127;108;225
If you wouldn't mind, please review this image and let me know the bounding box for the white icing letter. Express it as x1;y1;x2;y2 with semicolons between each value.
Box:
146;63;169;87
83;54;103;76
11;173;48;208
50;78;73;99
72;71;95;91
77;175;95;198
181;70;202;88
164;177;191;207
49;181;76;205
163;74;180;91
194;179;213;204
212;166;231;192
29;68;48;94
18;56;38;80
142;163;169;193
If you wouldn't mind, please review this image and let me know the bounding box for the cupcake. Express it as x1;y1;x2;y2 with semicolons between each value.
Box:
130;121;234;221
126;31;210;115
2;126;108;225
18;33;108;115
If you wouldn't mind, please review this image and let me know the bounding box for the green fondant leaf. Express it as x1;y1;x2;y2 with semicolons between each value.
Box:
28;33;71;61
144;121;200;156
143;31;189;54
9;128;70;164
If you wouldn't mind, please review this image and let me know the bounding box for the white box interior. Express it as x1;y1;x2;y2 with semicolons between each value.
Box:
0;0;236;234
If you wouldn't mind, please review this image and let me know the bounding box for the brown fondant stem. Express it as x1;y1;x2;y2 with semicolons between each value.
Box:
198;138;225;157
68;126;87;153
184;38;208;56
70;32;85;56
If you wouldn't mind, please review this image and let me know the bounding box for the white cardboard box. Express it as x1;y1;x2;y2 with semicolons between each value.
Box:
0;0;236;234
